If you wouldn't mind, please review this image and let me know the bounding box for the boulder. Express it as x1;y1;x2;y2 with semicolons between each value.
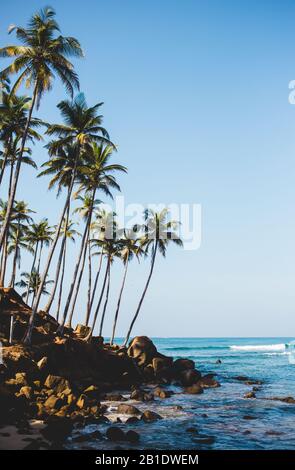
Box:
126;430;140;443
106;426;126;442
173;358;195;372
117;404;141;415
75;324;91;338
15;372;28;386
37;357;48;370
76;394;94;410
105;393;126;402
130;389;154;402
44;394;64;410
153;387;173;399
44;375;71;394
83;385;100;400
152;355;173;375
244;392;256;399
127;336;158;367
179;369;201;386
141;410;163;422
41;416;73;443
19;386;33;399
197;375;220;389
184;384;204;394
126;416;140;424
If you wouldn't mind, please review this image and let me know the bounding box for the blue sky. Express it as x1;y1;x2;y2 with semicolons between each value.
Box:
1;0;295;337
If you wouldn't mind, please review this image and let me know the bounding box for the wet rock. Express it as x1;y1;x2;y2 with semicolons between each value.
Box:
76;394;94;410
173;358;195;372
216;359;222;364
184;384;204;394
197;375;220;389
75;324;91;339
234;375;249;381
106;426;126;442
244;392;256;399
117;404;141;415
44;375;71;394
179;369;202;387
126;430;140;443
127;336;158;367
15;372;28;386
105;393;126;401
126;416;140;424
83;385;99;400
243;415;257;420
73;430;102;442
186;427;198;434
141;410;163;422
193;435;215;445
152;355;173;376
130;389;153;402
153;387;173;399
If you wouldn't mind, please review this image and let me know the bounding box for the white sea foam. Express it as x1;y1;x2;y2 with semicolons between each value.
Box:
229;343;286;352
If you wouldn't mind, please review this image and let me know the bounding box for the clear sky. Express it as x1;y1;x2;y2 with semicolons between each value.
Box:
1;0;295;337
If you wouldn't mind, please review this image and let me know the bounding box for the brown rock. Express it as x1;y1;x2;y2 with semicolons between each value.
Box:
44;375;71;394
106;426;126;441
126;430;140;443
44;394;63;410
37;357;48;370
117;404;141;415
173;358;195;372
127;336;158;367
15;372;28;386
105;393;126;401
184;384;204;394
244;392;256;399
141;410;163;422
179;369;201;386
83;385;99;400
197;375;220;389
19;386;33;399
153;387;173;399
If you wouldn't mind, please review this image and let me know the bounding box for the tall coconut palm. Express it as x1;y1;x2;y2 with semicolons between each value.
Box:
26;94;115;344
59;143;125;332
44;217;79;315
84;239;120;341
0;92;42;188
8;201;35;287
110;231;144;345
0;6;83;251
16;270;53;306
34;219;54;275
123;209;183;347
24;219;53;303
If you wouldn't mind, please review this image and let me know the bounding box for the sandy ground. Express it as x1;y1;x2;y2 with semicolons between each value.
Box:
0;420;48;450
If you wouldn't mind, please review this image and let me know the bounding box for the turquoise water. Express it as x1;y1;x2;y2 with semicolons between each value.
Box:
69;337;295;450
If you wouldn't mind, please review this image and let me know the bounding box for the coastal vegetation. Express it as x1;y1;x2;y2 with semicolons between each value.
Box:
0;6;182;346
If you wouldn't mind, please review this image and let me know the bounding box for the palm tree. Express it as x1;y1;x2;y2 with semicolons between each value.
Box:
84;239;121;341
0;92;42;188
0;6;83;251
34;219;54;275
0;200;10;285
16;270;53;306
26;93;116;344
8;201;35;287
58;143;126;332
44;217;79;315
24;219;53;303
110;231;144;345
123;209;183;347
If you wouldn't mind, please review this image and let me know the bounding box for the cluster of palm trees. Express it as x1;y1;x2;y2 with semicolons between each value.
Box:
0;7;182;346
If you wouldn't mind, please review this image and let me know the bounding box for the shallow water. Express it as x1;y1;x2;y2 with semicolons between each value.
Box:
67;337;295;450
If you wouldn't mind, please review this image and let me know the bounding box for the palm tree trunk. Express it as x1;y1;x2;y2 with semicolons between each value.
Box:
56;241;67;323
36;242;43;275
0;232;8;286
9;226;20;287
0;82;38;251
60;189;96;331
66;224;89;328
25;242;38;304
87;235;92;320
99;264;111;337
123;241;158;347
86;250;103;325
110;261;128;346
44;202;70;314
0;139;11;188
23;151;79;345
8;161;15;197
84;257;110;342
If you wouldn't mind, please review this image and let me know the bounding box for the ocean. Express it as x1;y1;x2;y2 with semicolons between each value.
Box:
68;337;295;450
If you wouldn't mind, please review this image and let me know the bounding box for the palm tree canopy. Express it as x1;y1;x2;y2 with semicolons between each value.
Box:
142;208;183;257
45;93;113;153
25;218;54;248
0;6;83;106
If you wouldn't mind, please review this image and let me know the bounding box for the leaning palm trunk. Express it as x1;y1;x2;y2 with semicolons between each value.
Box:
60;189;96;331
0;83;38;251
86;236;92;322
84;258;110;342
110;261;128;345
9;227;20;287
0;140;11;188
44;204;70;314
23;154;79;345
85;250;103;325
0;233;8;286
25;242;38;303
99;265;111;337
123;241;158;347
56;241;67;322
66;224;90;328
